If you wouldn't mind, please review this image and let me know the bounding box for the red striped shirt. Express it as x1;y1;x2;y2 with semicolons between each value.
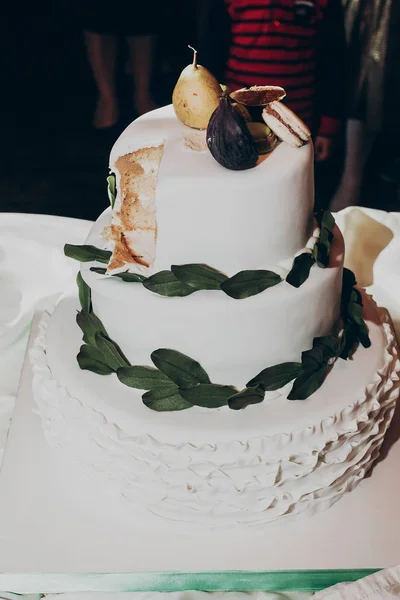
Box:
225;0;340;136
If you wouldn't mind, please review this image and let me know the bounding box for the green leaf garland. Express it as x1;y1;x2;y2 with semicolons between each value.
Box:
73;268;371;408
66;209;336;300
70;208;370;411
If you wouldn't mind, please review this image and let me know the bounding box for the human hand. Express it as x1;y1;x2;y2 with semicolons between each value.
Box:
315;136;334;161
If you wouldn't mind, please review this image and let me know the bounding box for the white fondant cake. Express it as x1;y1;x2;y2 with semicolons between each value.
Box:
31;104;400;529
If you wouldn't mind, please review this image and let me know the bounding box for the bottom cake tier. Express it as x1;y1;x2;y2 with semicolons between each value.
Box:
30;293;400;528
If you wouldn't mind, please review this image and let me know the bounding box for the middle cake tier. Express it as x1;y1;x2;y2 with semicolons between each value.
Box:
82;209;344;390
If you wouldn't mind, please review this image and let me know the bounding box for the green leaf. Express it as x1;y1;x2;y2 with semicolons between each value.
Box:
301;347;324;372
151;348;211;388
341;268;358;318
357;322;371;348
301;335;338;373
339;324;359;360
228;386;265;410
77;345;114;375
317;209;335;233
90;267;146;282
287;364;329;400
247;362;303;391
346;287;371;348
313;238;331;269
313;210;335;269
113;271;146;283
286;253;315;288
117;366;174;390
221;270;281;299
313;336;339;359
75;309;102;340
76;272;91;312
349;299;364;325
142;387;192;412
171;264;228;290
343;267;357;290
95;332;130;371
143;270;196;297
107;174;116;209
90;267;107;275
64;244;112;264
347;289;364;321
349;287;363;304
180;384;238;408
76;311;108;346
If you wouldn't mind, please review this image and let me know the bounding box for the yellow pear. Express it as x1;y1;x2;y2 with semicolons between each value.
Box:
172;46;222;130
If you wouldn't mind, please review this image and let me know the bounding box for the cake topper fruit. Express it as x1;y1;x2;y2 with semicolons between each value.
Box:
247;122;277;155
172;46;222;130
262;101;311;148
207;95;258;170
230;85;286;106
232;103;251;122
220;84;232;96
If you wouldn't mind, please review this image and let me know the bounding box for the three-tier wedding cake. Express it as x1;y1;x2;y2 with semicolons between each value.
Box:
30;65;400;528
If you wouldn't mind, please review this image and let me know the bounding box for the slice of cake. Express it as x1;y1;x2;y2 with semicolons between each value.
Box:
106;145;164;275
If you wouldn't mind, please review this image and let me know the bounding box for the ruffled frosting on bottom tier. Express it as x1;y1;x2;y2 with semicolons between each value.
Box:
30;303;400;528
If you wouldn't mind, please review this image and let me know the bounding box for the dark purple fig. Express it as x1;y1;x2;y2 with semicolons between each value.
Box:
206;96;258;171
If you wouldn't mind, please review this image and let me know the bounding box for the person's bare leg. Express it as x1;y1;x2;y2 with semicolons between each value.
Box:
330;119;376;212
127;35;158;116
84;31;118;128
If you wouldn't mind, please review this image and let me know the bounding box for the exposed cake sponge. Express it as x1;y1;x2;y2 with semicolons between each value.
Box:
105;145;164;274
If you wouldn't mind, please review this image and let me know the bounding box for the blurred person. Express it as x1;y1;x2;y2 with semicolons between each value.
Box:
80;1;161;128
195;0;232;83
220;0;347;162
330;0;395;211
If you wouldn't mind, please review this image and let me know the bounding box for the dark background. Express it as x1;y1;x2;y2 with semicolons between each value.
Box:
0;4;398;221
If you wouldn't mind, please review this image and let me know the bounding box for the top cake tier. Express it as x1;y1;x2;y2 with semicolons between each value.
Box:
108;105;314;275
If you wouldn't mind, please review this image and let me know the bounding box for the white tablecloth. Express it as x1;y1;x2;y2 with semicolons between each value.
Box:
1;208;400;599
